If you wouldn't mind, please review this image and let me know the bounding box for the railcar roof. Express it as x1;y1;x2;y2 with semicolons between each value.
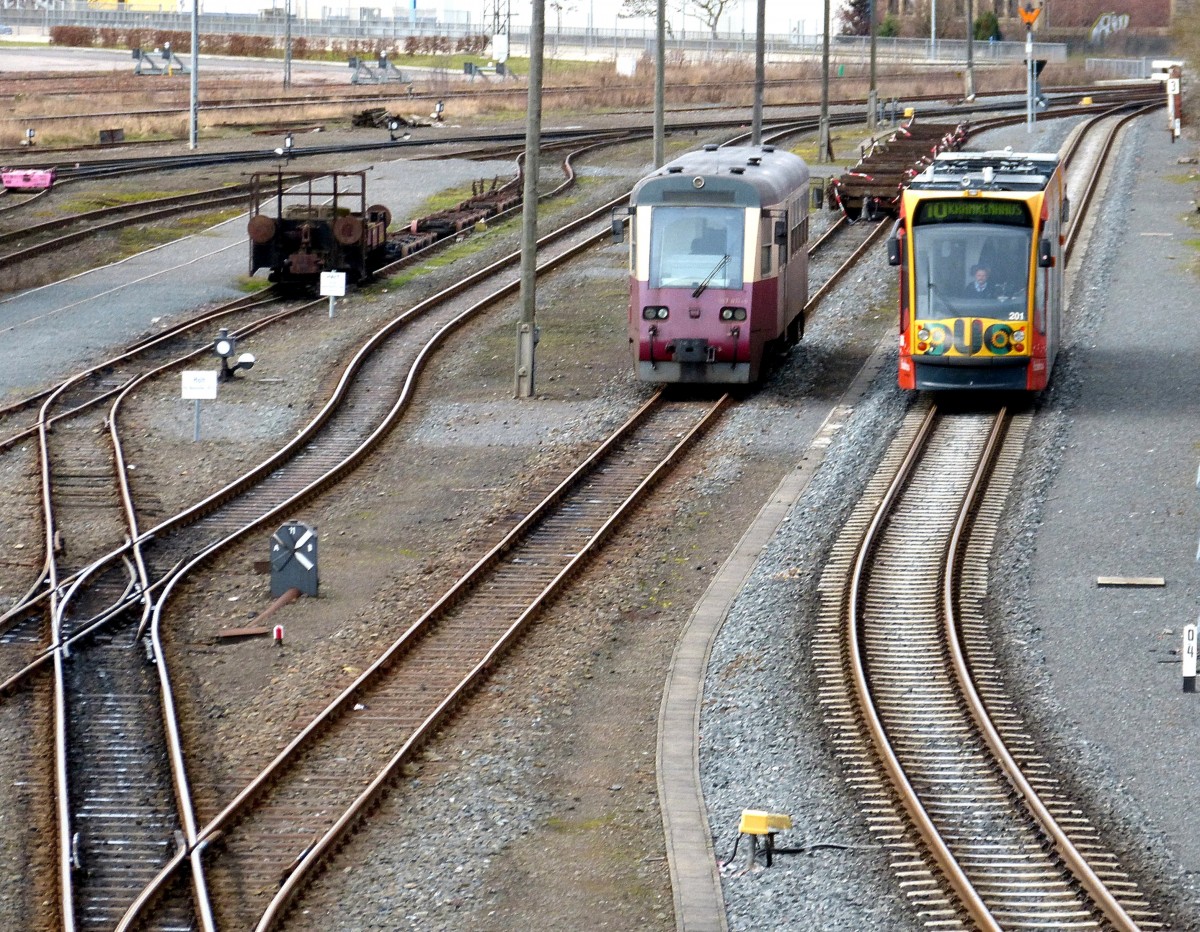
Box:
907;150;1059;192
630;144;810;206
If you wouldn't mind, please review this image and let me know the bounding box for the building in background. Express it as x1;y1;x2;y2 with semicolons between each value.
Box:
879;0;1175;53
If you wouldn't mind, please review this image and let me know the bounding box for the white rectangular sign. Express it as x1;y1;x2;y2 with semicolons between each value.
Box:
320;271;347;297
181;370;218;400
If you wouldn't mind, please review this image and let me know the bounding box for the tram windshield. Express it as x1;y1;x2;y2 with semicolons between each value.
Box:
649;206;745;290
911;199;1033;319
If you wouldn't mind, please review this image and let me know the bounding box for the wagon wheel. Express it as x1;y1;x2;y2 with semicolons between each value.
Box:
333;215;363;245
247;214;277;244
786;312;804;346
367;203;392;227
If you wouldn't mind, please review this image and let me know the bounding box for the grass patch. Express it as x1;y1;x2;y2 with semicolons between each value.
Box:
546;813;616;833
381;214;520;288
1185;237;1200;279
791;125;870;165
115;208;242;256
63;192;179;212
235;275;272;293
416;184;482;215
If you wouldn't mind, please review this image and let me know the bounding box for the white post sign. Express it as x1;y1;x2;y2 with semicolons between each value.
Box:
320;270;347;318
1184;624;1197;693
182;370;218;441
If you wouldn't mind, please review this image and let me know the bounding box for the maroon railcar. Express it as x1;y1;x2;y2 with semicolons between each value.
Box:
615;144;810;384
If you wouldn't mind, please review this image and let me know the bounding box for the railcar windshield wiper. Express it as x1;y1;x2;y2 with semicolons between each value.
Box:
692;254;730;298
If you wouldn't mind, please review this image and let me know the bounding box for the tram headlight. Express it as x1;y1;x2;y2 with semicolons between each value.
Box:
642;306;669;321
719;307;747;321
917;327;930;342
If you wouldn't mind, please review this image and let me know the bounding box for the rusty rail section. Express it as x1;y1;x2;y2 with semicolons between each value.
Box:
0;144;623;930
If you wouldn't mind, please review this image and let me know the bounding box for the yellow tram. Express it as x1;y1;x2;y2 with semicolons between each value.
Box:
888;150;1068;391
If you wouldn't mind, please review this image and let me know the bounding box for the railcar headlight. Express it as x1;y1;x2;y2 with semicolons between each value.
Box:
719;307;747;321
917;327;930;342
1012;329;1026;342
643;306;669;320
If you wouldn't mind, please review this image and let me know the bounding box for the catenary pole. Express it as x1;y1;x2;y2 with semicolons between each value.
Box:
189;0;198;148
867;0;877;129
515;0;545;398
818;0;831;161
752;0;765;144
965;0;975;99
284;0;292;89
654;0;664;166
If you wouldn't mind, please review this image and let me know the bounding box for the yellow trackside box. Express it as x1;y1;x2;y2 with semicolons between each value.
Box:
738;810;793;836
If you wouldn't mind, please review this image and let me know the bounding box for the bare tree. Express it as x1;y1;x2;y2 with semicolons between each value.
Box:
620;0;670;36
549;0;578;34
620;0;742;38
690;0;742;37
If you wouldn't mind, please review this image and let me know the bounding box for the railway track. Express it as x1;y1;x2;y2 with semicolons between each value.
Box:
0;85;1161;921
805;214;889;314
10;118;868;927
0;138;634;928
122;390;729;930
661;86;1165;930
813;402;1162;930
0;184;253;271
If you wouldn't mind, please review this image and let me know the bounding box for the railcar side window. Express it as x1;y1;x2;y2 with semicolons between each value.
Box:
790;214;808;257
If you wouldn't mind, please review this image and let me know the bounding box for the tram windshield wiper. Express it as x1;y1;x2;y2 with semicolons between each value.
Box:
692;255;730;298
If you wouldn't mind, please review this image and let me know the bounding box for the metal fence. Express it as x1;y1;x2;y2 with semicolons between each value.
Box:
0;3;1066;66
1084;57;1157;79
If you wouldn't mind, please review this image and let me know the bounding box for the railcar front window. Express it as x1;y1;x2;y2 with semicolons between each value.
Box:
649;206;744;290
910;201;1033;320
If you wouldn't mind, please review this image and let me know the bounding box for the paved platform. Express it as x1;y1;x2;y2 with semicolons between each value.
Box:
1029;118;1200;906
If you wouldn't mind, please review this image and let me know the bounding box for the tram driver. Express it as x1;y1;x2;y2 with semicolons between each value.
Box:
968;265;997;297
